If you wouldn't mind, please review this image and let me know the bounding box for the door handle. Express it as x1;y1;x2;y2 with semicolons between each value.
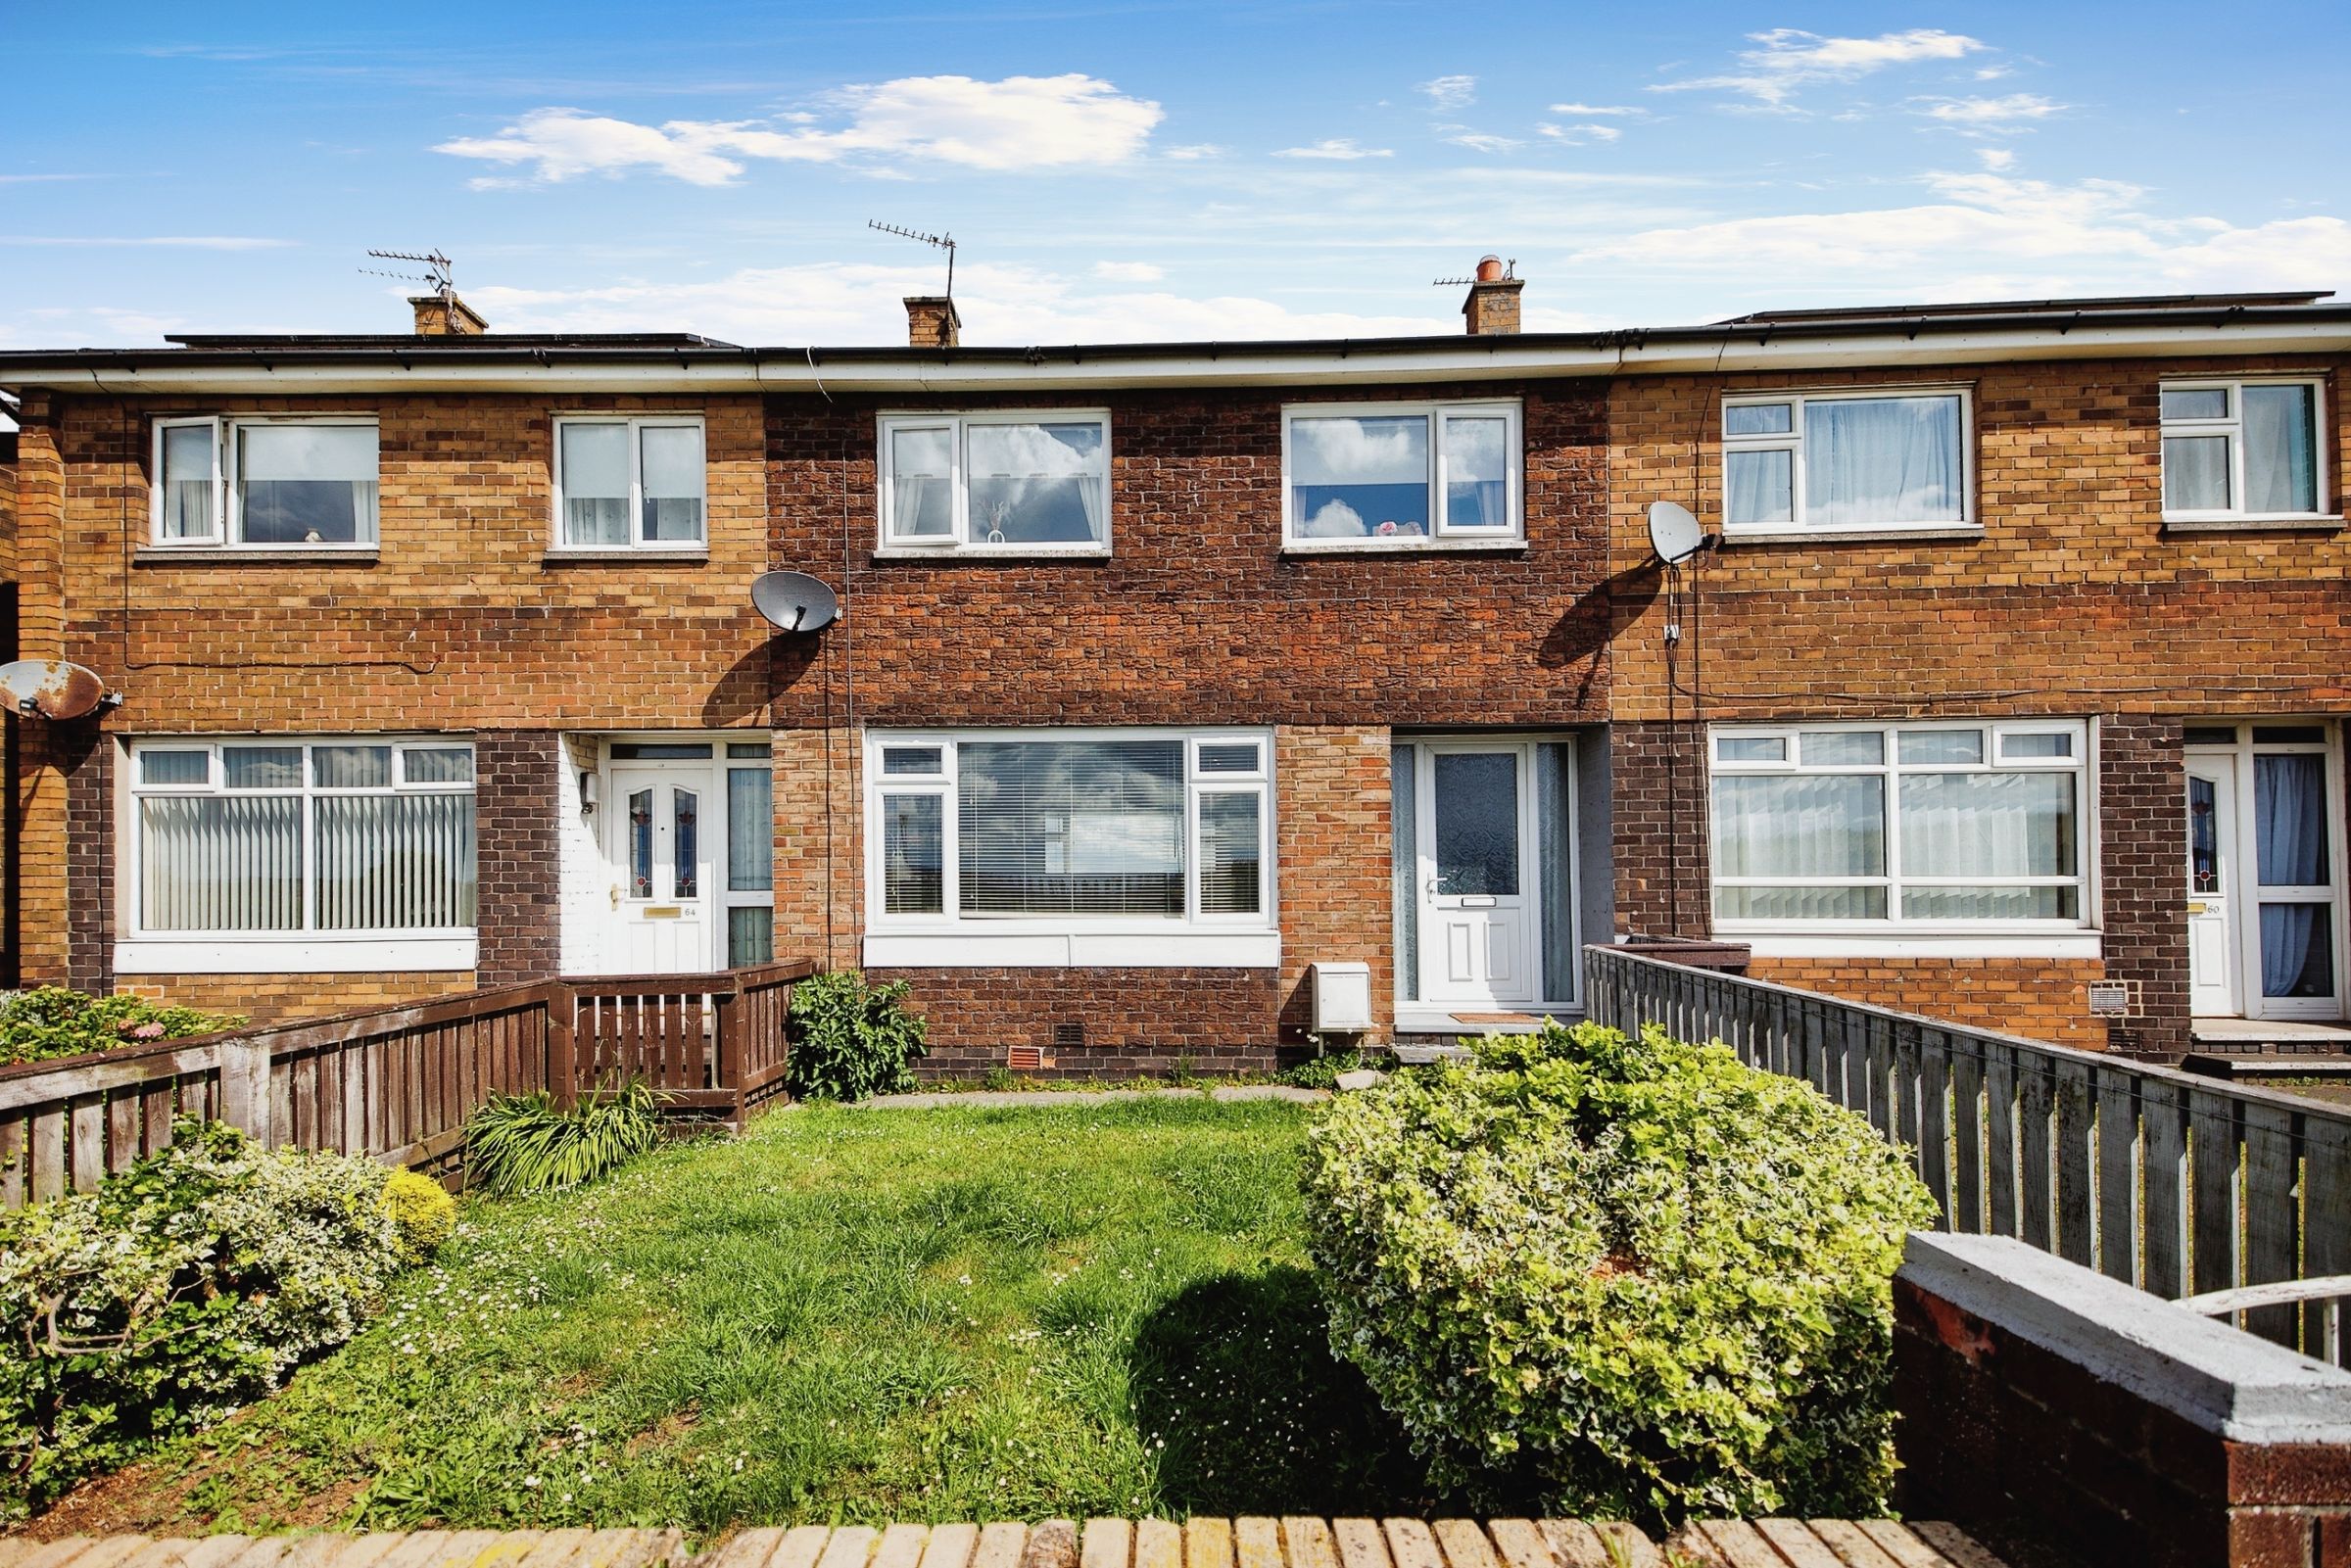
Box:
609;884;622;910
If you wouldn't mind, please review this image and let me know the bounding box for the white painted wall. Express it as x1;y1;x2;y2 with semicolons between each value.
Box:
557;736;615;975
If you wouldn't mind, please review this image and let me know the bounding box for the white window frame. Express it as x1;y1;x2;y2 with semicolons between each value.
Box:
551;413;709;553
123;736;478;943
1279;399;1524;548
1720;386;1975;537
875;410;1114;554
863;728;1276;967
150;415;381;550
2159;378;2331;524
1708;719;2094;947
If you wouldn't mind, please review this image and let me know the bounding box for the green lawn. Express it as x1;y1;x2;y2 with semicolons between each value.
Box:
58;1098;1438;1537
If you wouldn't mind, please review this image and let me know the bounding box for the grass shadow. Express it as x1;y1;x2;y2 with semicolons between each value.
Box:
1127;1265;1447;1517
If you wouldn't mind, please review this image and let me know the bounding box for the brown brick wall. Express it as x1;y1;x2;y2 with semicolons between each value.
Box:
872;967;1286;1077
762;382;1611;730
116;971;478;1025
474;731;559;986
1273;726;1392;1036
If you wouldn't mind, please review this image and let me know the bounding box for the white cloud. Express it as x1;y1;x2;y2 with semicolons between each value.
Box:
433;73;1165;184
1548;103;1650;118
1163;143;1223;161
1273;138;1393;161
1915;93;2065;127
1418;74;1478;111
1442;130;1524;154
1978;148;2017;171
1093;260;1165;282
466;261;1448;346
0;235;293;249
1576;168;2351;298
1653;27;1987;108
1539;123;1624;145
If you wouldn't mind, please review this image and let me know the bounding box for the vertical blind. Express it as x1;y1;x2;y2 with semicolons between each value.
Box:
135;741;476;934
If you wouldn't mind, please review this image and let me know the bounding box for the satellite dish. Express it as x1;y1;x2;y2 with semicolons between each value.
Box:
751;572;840;634
1647;500;1708;566
0;659;115;721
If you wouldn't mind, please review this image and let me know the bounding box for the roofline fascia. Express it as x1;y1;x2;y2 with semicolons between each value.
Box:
2;313;2347;397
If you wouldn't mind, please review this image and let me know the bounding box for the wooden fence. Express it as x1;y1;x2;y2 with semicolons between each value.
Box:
0;959;814;1210
1586;945;2351;1362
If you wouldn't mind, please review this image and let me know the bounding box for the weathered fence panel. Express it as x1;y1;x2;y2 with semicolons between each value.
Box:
0;959;814;1210
1587;944;2351;1365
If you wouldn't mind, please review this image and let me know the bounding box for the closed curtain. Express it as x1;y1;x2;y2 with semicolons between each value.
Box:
1806;397;1961;527
2243;385;2318;514
1392;744;1418;1002
561;423;631;546
640;424;705;543
2256;753;2332;998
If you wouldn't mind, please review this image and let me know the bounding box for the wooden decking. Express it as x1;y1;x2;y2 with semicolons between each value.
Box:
0;1517;2011;1568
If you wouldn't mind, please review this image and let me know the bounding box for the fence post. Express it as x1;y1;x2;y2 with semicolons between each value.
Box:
547;984;579;1111
216;1038;275;1146
715;986;746;1129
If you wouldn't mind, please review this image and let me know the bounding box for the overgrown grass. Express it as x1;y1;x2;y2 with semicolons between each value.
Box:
64;1099;1433;1536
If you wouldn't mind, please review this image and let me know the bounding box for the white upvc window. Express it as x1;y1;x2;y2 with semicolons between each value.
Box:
152;416;380;548
1721;387;1972;535
2160;379;2328;521
1709;720;2089;931
128;737;476;938
876;411;1111;552
553;415;708;550
1281;400;1522;546
866;730;1273;935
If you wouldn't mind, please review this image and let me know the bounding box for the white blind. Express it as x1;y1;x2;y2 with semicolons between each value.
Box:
958;740;1184;916
314;793;477;930
561;423;631;546
640;424;705;543
238;424;378;545
140;796;303;931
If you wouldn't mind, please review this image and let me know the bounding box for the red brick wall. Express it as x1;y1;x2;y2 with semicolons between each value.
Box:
872;967;1285;1077
474;731;559;988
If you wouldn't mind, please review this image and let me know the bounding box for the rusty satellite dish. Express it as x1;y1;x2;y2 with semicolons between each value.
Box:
751;571;840;634
0;659;117;721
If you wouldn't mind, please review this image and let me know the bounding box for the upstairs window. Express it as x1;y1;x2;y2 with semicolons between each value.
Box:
1722;389;1970;535
2161;380;2326;520
1709;721;2087;928
153;418;379;548
878;412;1110;551
1282;401;1521;546
555;416;707;549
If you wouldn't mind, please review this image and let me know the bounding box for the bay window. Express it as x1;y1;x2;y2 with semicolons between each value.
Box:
1282;401;1521;546
868;732;1271;939
2161;380;2326;521
554;415;706;549
1721;389;1969;535
153;417;379;547
877;412;1110;550
1709;721;2087;930
130;738;476;938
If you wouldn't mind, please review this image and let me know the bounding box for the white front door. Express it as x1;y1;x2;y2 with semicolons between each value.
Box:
2186;761;2238;1017
609;765;717;973
1416;743;1539;1008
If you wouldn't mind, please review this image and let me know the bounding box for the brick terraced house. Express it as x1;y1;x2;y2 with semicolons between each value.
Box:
0;274;2345;1070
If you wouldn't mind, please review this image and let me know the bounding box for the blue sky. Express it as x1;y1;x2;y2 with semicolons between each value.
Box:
3;1;2347;349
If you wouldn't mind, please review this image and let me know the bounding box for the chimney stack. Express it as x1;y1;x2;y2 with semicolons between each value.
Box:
1462;256;1523;336
904;296;961;349
410;292;489;336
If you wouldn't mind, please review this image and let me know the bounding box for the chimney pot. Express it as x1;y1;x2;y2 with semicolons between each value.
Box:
409;293;488;336
1462;259;1523;336
904;295;961;350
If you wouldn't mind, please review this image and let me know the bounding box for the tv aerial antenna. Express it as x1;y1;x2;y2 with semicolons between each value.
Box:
361;247;456;304
868;220;955;296
1432;259;1514;286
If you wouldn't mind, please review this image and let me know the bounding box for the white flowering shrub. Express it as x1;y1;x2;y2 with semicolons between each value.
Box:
0;1122;419;1521
1300;1022;1937;1529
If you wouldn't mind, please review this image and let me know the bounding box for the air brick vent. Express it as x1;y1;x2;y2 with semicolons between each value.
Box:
1007;1045;1045;1071
1053;1022;1086;1051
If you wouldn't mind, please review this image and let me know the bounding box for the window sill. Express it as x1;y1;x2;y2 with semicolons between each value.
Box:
1280;538;1526;556
1728;930;2101;960
114;936;478;974
543;548;710;564
863;930;1280;968
872;546;1114;563
134;546;379;567
1719;525;1984;546
2162;514;2343;534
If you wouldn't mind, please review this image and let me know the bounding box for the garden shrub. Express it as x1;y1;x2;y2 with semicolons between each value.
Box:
0;987;244;1068
379;1168;458;1261
785;970;929;1100
464;1080;661;1196
1300;1020;1937;1528
0;1122;423;1521
1281;1047;1374;1090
